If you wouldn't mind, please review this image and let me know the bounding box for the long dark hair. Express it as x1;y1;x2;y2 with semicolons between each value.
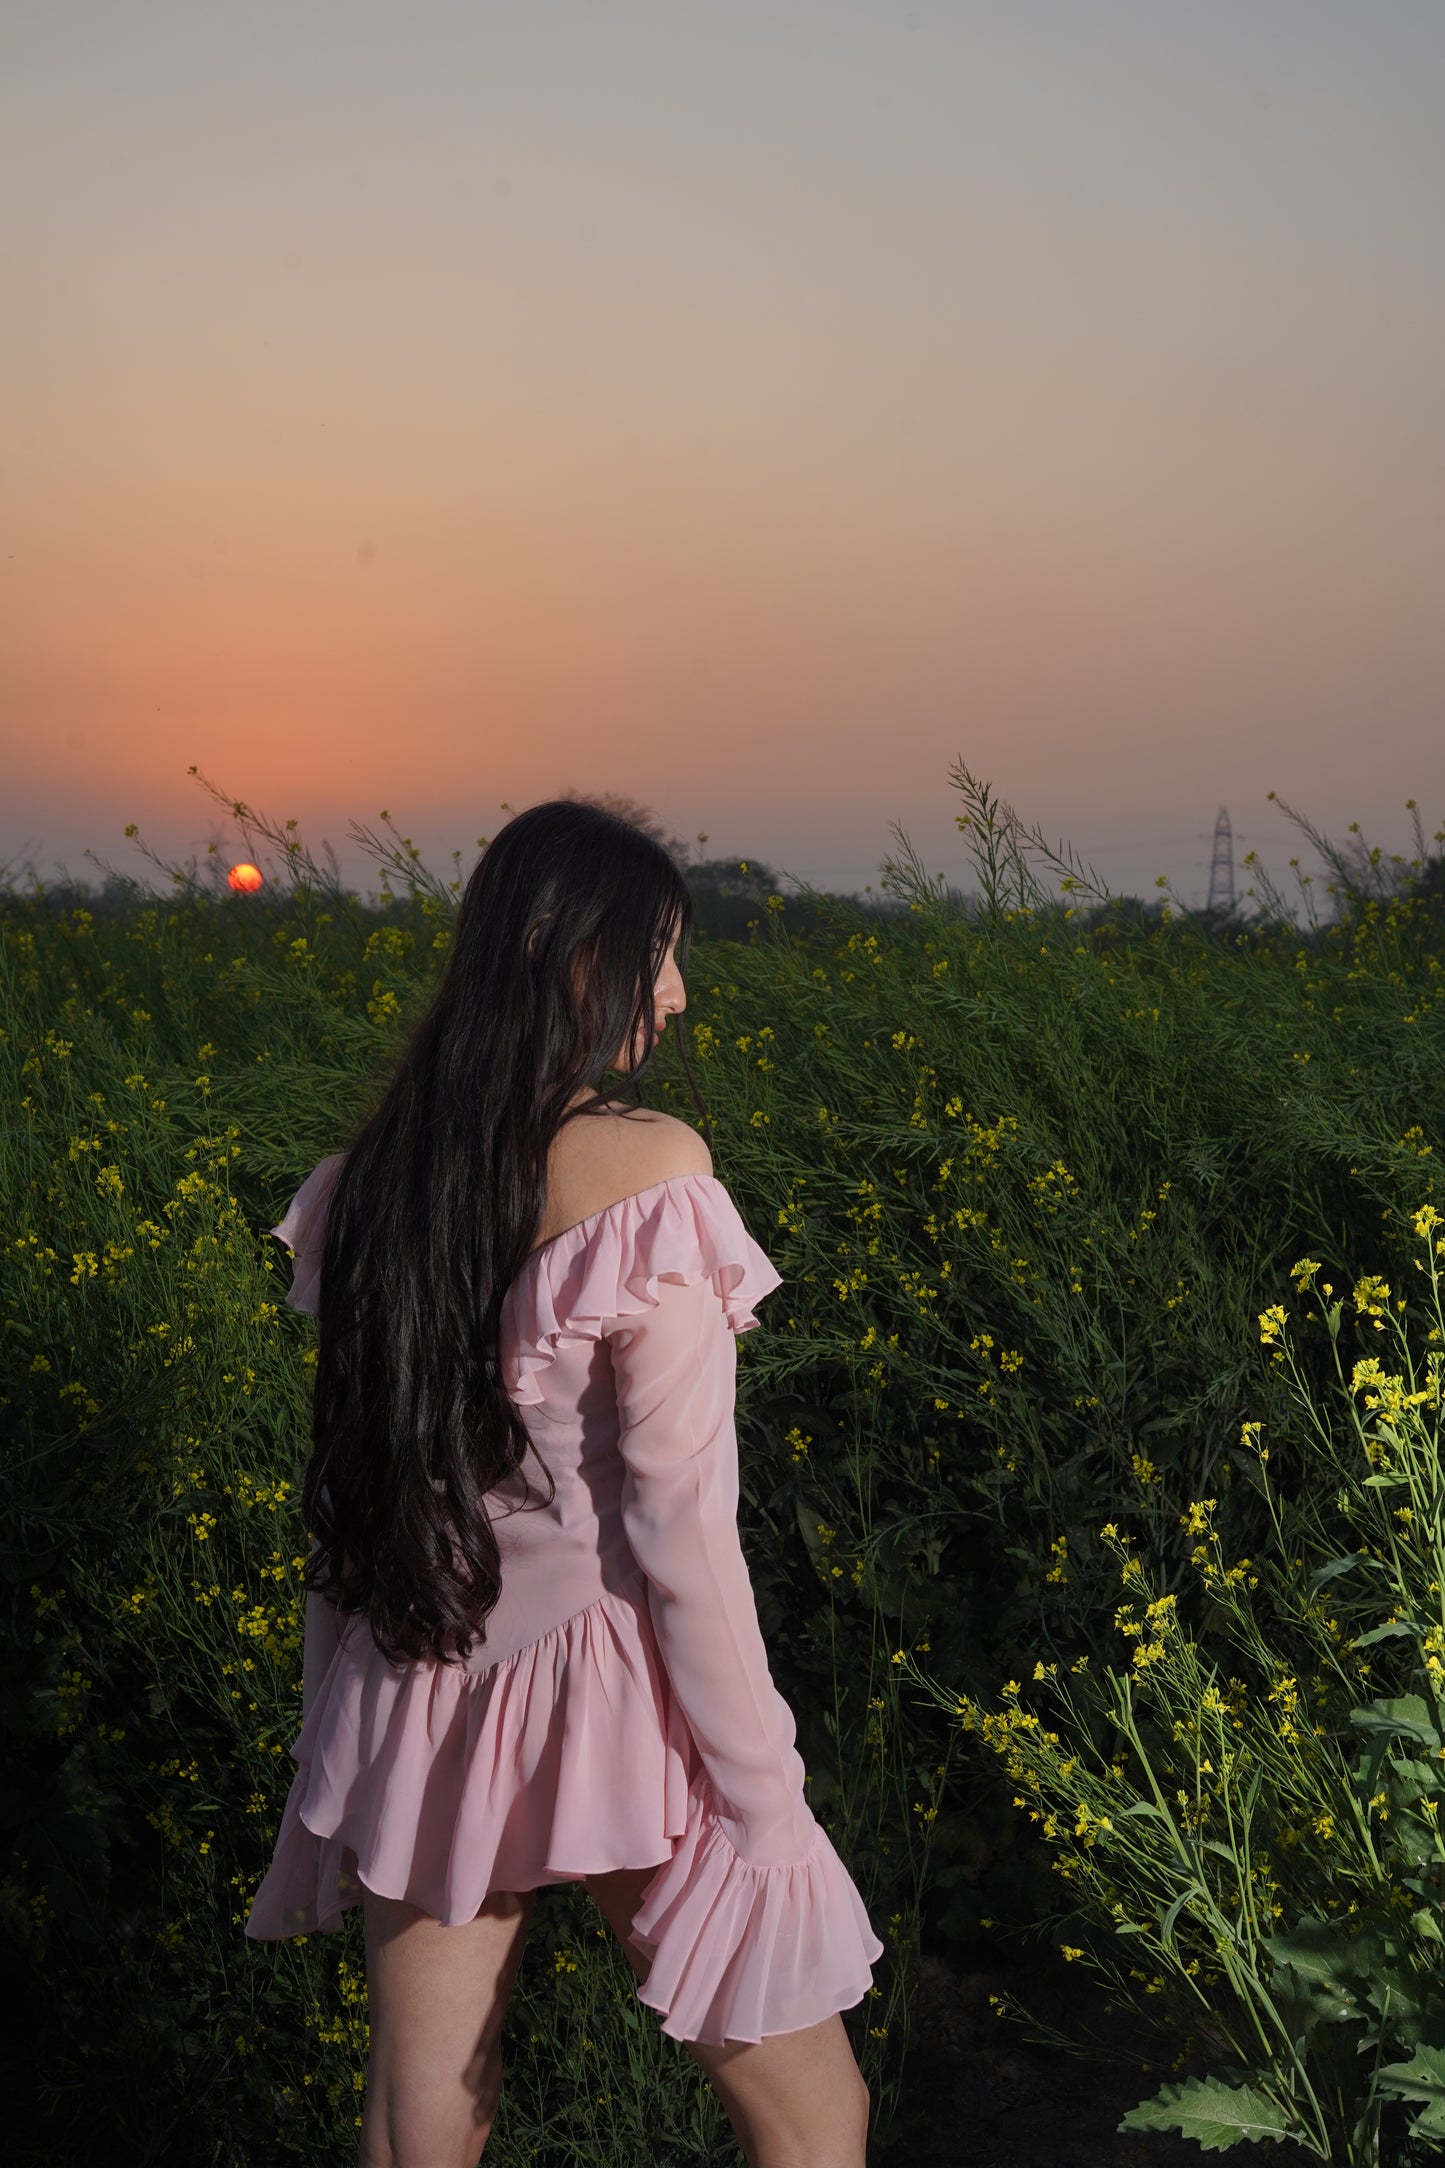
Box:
301;800;701;1665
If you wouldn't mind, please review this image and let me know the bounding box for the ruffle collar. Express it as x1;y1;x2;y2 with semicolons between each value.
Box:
501;1174;783;1407
270;1163;784;1397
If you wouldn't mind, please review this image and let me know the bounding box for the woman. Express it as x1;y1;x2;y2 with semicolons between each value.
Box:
245;800;882;2167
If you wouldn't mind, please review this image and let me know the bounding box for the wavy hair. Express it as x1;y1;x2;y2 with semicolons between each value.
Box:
301;800;702;1664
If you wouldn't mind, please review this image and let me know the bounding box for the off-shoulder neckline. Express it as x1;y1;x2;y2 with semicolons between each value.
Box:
519;1171;726;1273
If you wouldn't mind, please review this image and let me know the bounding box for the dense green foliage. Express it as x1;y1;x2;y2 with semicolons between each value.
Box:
940;1221;1445;2164
4;780;1444;2162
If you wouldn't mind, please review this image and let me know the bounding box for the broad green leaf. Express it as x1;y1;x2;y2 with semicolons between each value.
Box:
1389;1751;1444;1791
1366;1970;1428;2026
1352;1619;1425;1648
1267;1960;1358;2030
1120;2077;1293;2151
1350;1695;1440;1747
1265;1919;1376;1989
1379;2044;1445;2109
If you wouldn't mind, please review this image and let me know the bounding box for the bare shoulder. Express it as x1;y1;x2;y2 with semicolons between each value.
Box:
536;1107;712;1250
613;1107;713;1184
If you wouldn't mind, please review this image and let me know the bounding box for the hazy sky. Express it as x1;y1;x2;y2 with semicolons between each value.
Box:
5;1;1443;904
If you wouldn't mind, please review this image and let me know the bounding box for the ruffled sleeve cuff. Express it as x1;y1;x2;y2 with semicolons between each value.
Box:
503;1173;783;1409
270;1153;345;1315
629;1779;884;2045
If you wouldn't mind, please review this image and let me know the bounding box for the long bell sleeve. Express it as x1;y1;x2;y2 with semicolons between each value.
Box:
607;1274;817;1866
601;1203;883;2042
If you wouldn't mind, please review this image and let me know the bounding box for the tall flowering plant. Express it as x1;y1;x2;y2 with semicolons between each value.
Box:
925;1206;1445;2164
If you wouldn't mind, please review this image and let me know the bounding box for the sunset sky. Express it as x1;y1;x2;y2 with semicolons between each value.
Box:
5;1;1443;904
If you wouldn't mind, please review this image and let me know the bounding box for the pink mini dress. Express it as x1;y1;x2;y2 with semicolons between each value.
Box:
244;1159;883;2045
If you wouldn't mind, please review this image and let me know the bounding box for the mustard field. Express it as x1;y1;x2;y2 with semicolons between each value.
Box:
6;788;1445;2162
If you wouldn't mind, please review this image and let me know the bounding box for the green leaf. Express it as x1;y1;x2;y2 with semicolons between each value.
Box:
1368;1966;1428;2028
1307;1552;1367;1595
1379;2043;1445;2110
1389;1750;1445;1790
1120;2077;1293;2151
1265;1918;1376;1991
1350;1695;1440;1748
1352;1619;1424;1648
1267;1958;1359;2032
1158;1886;1200;1949
1353;1715;1408;1809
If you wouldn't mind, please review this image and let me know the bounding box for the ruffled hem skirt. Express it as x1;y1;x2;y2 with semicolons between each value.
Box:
244;1572;883;2044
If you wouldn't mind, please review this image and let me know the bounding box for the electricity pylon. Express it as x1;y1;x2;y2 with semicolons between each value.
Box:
1207;806;1236;915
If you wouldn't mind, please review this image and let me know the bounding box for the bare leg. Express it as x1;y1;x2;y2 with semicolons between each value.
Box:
585;1864;870;2168
359;1884;534;2168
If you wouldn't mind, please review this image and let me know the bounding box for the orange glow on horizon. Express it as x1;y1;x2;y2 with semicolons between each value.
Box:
227;863;264;894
